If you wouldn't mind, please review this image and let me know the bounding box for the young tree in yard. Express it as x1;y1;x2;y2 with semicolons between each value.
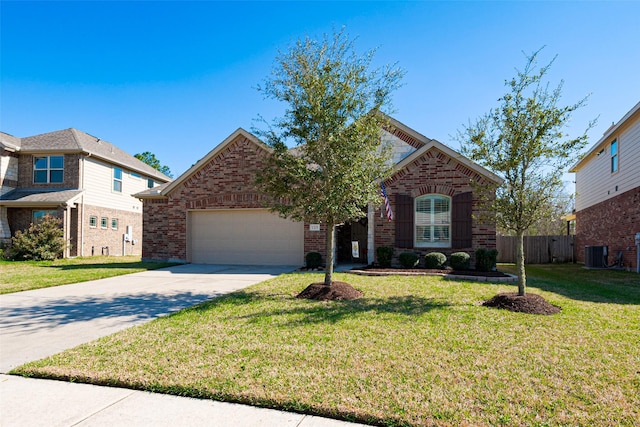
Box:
256;29;404;289
134;151;173;178
459;48;594;296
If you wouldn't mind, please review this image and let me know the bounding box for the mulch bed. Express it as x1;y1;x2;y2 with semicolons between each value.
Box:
483;292;561;315
357;267;511;278
296;282;363;301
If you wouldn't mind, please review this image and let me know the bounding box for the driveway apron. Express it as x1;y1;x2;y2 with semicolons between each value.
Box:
0;264;294;373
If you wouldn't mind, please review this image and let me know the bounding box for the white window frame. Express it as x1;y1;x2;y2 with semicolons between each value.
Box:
101;217;108;229
33;155;64;184
113;167;123;193
89;216;98;228
111;218;118;230
611;139;618;173
414;195;451;248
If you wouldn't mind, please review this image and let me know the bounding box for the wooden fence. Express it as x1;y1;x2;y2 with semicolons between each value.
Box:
496;235;575;264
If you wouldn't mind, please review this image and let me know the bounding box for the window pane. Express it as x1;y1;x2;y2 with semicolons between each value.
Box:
34;157;48;169
612;156;618;173
111;219;118;229
34;170;48;183
611;140;617;156
113;180;122;192
101;218;108;228
147;178;154;189
49;156;64;169
89;216;97;227
415;194;451;247
50;170;64;183
433;226;450;242
416;226;431;244
114;167;122;180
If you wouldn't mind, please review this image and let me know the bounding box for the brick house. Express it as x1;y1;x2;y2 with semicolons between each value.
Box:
570;101;640;271
137;117;502;267
0;128;171;257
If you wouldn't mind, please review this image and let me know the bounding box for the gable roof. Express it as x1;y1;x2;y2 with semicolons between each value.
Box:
140;128;268;198
6;128;171;182
570;100;640;172
0;132;21;151
386;117;503;185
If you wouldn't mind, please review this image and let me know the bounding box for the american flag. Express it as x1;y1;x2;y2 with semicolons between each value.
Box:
380;182;393;221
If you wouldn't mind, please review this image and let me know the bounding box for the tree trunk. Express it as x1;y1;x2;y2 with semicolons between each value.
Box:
516;230;526;296
324;223;335;286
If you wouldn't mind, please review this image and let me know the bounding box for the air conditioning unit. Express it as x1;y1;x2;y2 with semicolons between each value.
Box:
585;245;607;268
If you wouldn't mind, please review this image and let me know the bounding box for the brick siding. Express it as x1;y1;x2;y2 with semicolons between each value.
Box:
575;187;639;270
141;135;498;266
141;135;272;262
81;204;142;257
17;153;81;189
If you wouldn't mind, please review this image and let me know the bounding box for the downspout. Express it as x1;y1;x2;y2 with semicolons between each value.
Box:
79;155;87;256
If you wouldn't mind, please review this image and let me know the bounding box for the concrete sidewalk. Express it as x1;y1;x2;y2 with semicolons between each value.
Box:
0;374;366;427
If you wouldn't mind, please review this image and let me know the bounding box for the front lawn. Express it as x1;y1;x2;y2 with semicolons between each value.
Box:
12;265;640;426
0;256;178;294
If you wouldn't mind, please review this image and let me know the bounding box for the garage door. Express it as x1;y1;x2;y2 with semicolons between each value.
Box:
189;209;304;265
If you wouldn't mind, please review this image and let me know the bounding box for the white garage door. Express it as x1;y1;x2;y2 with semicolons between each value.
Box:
189;209;304;265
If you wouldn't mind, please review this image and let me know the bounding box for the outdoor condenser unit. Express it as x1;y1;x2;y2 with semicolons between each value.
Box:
585;245;607;268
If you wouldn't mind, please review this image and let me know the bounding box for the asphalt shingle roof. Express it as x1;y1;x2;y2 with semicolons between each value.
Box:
0;189;84;206
16;129;171;182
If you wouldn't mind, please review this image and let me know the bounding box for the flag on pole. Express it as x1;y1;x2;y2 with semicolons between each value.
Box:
380;182;393;221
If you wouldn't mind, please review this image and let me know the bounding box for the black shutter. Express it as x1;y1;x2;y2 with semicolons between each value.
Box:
452;192;472;248
395;194;414;248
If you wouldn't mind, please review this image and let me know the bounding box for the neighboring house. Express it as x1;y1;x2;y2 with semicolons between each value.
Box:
570;101;640;271
0;129;172;257
137;117;502;267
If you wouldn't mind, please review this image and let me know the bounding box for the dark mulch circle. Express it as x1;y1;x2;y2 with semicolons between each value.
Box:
296;281;363;301
483;292;561;315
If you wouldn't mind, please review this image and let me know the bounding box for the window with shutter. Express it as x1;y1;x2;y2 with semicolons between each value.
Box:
415;195;451;248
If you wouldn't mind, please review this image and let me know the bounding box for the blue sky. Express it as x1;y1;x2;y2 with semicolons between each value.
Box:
2;1;639;182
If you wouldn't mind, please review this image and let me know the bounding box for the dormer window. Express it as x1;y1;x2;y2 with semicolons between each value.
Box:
34;156;64;183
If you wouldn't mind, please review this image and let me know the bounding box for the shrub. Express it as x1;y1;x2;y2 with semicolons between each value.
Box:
9;215;65;261
450;252;471;270
424;252;447;269
398;252;419;269
305;251;322;269
376;246;394;268
475;248;498;272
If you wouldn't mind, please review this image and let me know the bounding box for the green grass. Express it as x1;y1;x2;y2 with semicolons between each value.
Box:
0;256;178;294
13;264;640;426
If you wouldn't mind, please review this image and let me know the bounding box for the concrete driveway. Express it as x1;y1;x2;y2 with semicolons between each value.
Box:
0;264;294;373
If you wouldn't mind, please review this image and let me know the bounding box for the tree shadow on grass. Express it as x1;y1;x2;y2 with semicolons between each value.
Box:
499;264;640;305
234;294;452;326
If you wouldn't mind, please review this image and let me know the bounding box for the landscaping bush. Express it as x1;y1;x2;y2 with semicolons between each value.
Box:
305;251;322;269
450;252;471;270
424;252;447;269
475;248;498;272
398;252;419;268
376;246;394;268
9;215;65;261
